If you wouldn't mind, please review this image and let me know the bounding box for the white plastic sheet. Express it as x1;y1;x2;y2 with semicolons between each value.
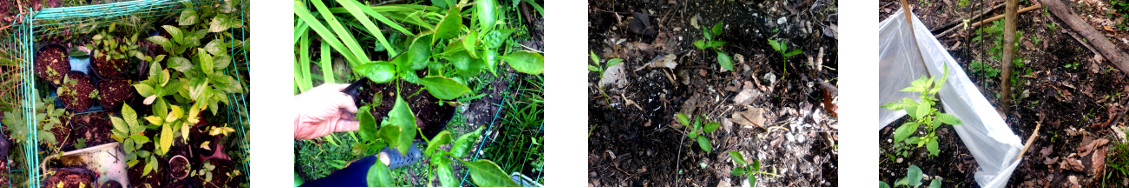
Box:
878;9;1023;188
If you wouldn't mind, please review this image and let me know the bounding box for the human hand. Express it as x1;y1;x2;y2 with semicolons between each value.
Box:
294;83;360;140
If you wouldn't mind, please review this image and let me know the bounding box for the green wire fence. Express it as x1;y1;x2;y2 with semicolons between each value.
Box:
458;73;544;187
8;0;249;187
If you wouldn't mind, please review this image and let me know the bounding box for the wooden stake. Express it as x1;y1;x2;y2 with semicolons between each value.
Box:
999;0;1018;115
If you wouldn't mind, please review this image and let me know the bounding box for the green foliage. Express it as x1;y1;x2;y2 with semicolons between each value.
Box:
880;165;940;188
728;151;774;186
3;97;65;146
88;23;141;67
1112;0;1129;30
693;22;732;71
1064;62;1081;70
1103;128;1129;187
588;50;622;77
767;39;803;75
880;65;962;157
969;60;999;78
675;113;719;153
110;104;161;176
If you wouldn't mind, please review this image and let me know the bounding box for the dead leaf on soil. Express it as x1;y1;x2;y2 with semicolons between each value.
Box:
1046;156;1060;165
1061;158;1085;172
1079;138;1109;156
599;60;628;89
730;108;766;128
1093;147;1107;176
647;54;678;69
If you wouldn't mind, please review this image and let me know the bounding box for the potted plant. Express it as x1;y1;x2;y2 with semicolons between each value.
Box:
169;155;190;180
43;167;97;188
35;44;71;85
97;79;134;109
57;72;98;112
89;26;139;79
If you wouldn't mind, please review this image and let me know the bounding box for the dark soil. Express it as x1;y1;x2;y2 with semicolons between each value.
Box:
100;180;121;188
356;78;456;140
170;155;190;179
91;49;126;79
67;112;115;150
58;72;96;112
127;154;168;188
878;0;1129;187
96;79;133;109
43;167;96;188
588;0;839;186
48;115;74;151
36;45;70;86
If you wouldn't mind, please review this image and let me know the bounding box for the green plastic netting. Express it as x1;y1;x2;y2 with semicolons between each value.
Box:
7;0;248;187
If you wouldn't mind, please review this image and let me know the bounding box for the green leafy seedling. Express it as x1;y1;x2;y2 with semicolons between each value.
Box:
728;151;776;186
588;50;622;77
767;39;802;76
693;22;733;71
880;65;963;157
879;165;940;188
675;113;719;153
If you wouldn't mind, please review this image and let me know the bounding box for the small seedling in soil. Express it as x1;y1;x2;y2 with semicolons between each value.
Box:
57;72;97;112
675;113;720;153
35;45;70;85
89;24;140;79
588;50;622;78
44;167;96;188
969;60;999;78
767;39;802;76
170;155;190;179
728;151;777;186
97;79;135;108
880;65;962;157
879;165;940;188
693;22;733;71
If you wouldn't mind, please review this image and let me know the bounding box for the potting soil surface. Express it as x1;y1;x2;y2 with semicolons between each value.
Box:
878;0;1129;187
588;0;839;186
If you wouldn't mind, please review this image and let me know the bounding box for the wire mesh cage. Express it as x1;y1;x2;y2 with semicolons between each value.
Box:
459;73;544;187
7;0;248;187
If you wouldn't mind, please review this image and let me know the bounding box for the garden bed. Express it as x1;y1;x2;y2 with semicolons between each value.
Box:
878;0;1129;187
6;0;250;187
587;0;839;186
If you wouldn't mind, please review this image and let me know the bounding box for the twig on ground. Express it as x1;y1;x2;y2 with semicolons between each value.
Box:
1016;121;1042;161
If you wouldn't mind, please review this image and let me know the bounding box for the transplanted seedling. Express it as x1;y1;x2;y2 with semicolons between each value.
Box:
675;113;719;153
588;50;622;78
879;165;940;188
728;151;776;186
880;65;962;157
694;22;733;71
767;39;802;76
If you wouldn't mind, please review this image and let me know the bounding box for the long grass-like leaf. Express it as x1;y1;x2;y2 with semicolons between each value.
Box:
296;33;313;92
308;0;371;67
320;40;337;84
334;0;397;57
294;19;309;45
294;1;361;66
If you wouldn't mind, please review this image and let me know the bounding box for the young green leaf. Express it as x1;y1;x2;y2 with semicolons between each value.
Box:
388;96;417;155
928;178;942;188
356;61;398;83
676;114;690;125
893;122;919;143
425;131;452;156
703;122;720;133
697;136;711;153
927;138;940;156
419;76;471;100
767;39;782;52
717;51;733;71
748;175;757;186
936;113;962;125
464;160;520;187
711;22;724;37
357;107;379;141
606;58;623;68
366;162;394;187
437;160;459;187
589;50;599;64
693;40;708;50
434;6;464;43
501;51;545;74
452;127;484;157
476;0;498;32
728;151;746;165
